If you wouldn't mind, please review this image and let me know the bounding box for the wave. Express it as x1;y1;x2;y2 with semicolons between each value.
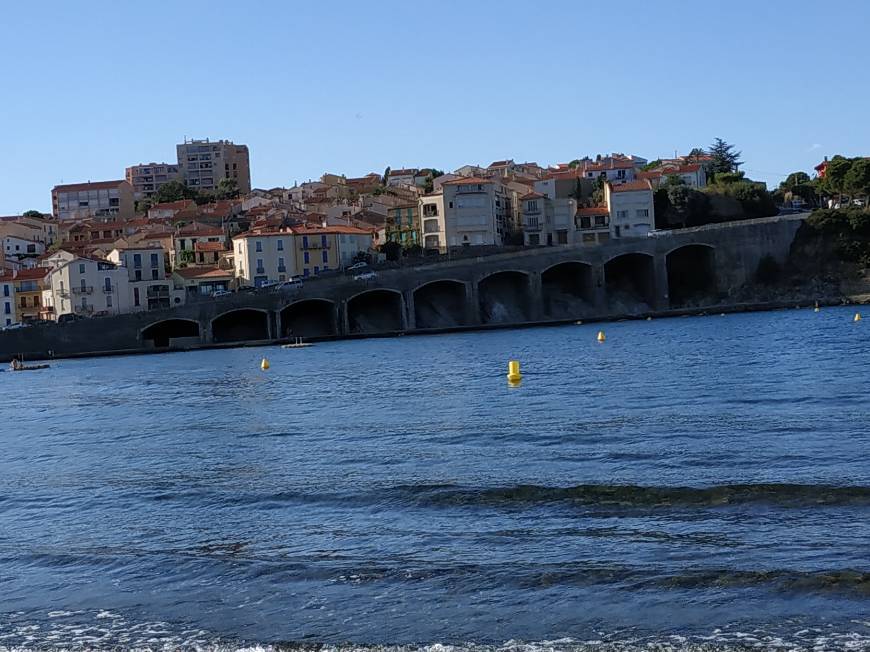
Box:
386;483;870;509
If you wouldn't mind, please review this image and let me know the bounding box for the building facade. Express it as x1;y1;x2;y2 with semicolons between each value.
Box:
233;229;296;287
0;275;15;326
107;247;171;312
419;192;446;252
386;203;420;247
177;139;251;195
441;177;509;247
125;163;181;199
42;257;131;320
51;180;134;221
605;180;655;238
9;268;48;322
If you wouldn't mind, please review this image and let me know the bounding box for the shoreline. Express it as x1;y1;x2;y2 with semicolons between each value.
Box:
5;295;865;364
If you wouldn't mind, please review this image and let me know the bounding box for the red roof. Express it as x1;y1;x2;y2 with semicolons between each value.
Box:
441;176;493;186
576;206;610;217
194;241;227;252
608;180;652;193
52;180;127;193
389;168;418;177
520;192;544;200
174;266;233;280
177;222;223;237
488;160;514;168
544;169;582;181
584;160;637;171
150;200;194;211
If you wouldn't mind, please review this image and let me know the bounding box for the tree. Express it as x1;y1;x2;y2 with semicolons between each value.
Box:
22;210;43;218
844;158;870;204
573;178;583;201
153;180;197;203
781;171;811;190
709;138;742;175
686;147;707;162
824;156;854;204
382;166;391;186
215;178;239;200
568;159;583;169
641;159;662;171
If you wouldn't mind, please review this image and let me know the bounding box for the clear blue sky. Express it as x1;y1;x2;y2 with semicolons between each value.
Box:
2;0;868;214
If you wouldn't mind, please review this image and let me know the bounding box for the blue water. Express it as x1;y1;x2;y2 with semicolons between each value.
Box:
1;306;869;651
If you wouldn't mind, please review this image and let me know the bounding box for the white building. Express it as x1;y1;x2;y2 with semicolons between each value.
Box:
521;192;578;246
419;192;446;252
233;228;296;287
107;247;172;311
3;235;46;262
386;168;418;187
441;177;512;247
605;180;655;238
582;159;638;184
638;163;707;189
42;256;131;320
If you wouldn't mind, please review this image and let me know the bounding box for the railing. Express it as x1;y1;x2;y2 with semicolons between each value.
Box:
524;223;541;232
256;268;265;274
302;242;330;249
102;285;114;293
72;286;94;295
277;266;287;273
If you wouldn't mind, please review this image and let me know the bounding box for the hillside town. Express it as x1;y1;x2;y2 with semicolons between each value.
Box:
0;137;808;328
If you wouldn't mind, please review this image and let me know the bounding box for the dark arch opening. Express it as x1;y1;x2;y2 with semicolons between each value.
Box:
347;290;404;334
541;262;594;319
142;319;200;348
478;271;530;324
666;245;717;307
605;253;655;312
212;309;269;343
280;300;336;338
414;280;467;329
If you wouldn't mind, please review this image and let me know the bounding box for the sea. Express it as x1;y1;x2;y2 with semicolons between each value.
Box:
1;306;868;651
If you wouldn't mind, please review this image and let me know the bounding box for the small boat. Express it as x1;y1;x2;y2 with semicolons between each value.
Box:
281;337;314;349
7;364;50;372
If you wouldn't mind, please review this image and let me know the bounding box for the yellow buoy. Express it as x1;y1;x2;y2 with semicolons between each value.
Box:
260;357;270;371
597;330;606;343
507;360;522;384
855;312;862;323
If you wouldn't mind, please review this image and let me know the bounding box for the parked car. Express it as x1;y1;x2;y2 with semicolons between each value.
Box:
212;289;232;297
346;262;369;273
57;313;85;324
259;281;280;290
1;322;28;331
276;278;303;291
354;271;378;281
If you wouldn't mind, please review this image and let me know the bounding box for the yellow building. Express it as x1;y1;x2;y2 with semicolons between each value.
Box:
10;268;49;322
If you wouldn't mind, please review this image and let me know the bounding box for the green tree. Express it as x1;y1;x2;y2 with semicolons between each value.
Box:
568;159;583;169
686;147;707;162
153;180;197;203
709;138;742;175
824;156;854;204
215;178;239;200
22;210;43;218
781;171;811;189
382;166;391;186
641;159;662;171
844;158;870;204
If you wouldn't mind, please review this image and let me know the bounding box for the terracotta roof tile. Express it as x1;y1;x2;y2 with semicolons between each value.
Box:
608;180;652;193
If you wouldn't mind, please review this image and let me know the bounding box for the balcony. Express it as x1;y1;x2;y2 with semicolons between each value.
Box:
72;286;94;295
102;285;115;293
147;288;170;299
277;266;287;273
302;242;330;250
256;267;265;275
523;223;541;232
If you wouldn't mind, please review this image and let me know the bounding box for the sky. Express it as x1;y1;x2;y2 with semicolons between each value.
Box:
2;0;869;214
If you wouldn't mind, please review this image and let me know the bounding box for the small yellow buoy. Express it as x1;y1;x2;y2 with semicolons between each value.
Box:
507;360;522;384
597;330;606;343
855;312;862;323
261;357;270;371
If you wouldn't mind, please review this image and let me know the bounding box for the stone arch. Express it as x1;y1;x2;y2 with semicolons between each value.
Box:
279;299;336;338
666;244;717;307
346;289;405;334
478;270;531;324
540;261;595;319
141;318;200;348
211;308;270;343
604;252;656;312
413;279;468;329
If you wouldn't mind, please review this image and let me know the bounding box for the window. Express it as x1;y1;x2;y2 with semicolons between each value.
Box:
594;215;607;227
133;254;142;269
255;241;262;252
322;250;328;263
314;266;320;274
133;287;140;306
423;204;438;217
302;236;309;248
80;278;86;291
238;243;242;254
617;170;626;179
277;239;284;251
636;209;649;218
151;269;159;280
79;263;85;274
278;257;286;272
19;297;25;308
104;277;112;292
557;230;568;245
256;258;264;273
150;253;159;267
616;210;629;219
106;294;112;308
303;268;309;277
303;251;310;264
2;285;7;297
527;200;538;212
135;270;142;281
3;302;9;314
580;216;591;229
321;235;327;247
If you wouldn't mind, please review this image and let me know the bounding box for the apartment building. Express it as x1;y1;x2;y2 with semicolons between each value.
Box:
173;223;225;267
233;228;296;287
51;180;134;221
521;192;578;246
107;247;171;312
3;235;45;264
605;180;655;238
42;256;131;319
576;207;611;245
0;274;15;326
0;214;57;247
177;139;251;194
441;177;513;247
386;203;420;247
125;162;181;199
7;268;49;322
419;192;446;252
637;163;707;189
